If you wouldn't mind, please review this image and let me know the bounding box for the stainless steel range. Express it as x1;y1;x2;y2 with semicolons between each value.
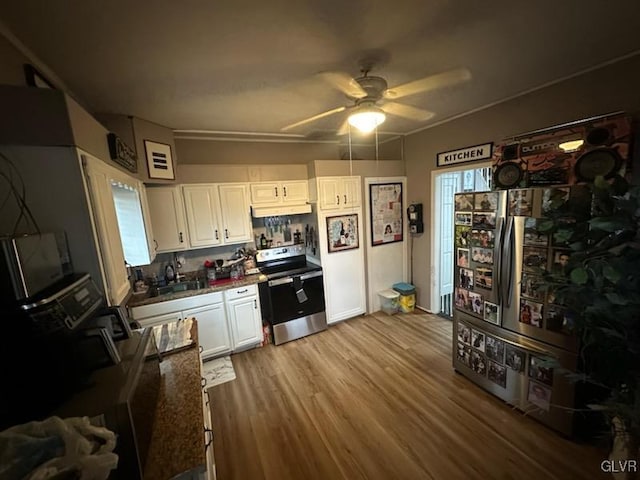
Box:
256;245;326;345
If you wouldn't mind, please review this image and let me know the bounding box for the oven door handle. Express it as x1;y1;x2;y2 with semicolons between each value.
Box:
268;270;323;287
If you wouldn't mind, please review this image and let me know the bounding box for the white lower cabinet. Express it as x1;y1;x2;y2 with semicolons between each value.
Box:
184;304;232;359
130;286;262;359
225;285;262;351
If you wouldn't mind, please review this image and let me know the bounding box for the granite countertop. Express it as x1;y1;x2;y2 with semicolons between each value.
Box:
144;320;205;480
128;273;267;309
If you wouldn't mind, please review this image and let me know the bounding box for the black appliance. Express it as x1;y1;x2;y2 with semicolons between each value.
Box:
256;244;327;345
0;232;73;303
0;274;131;430
55;327;161;480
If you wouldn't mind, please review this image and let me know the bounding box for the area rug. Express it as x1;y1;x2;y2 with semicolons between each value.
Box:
202;356;236;388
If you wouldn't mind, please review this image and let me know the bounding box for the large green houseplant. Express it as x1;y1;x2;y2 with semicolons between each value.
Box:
538;175;640;470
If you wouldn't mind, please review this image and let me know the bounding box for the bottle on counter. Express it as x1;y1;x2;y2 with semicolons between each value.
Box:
260;233;267;249
294;229;301;244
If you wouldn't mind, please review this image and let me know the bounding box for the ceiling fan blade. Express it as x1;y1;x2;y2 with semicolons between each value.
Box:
382;102;435;122
281;106;346;132
319;71;367;98
336;118;351;136
384;68;471;99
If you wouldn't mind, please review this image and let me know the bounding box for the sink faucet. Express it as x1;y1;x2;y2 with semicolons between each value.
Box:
173;253;186;282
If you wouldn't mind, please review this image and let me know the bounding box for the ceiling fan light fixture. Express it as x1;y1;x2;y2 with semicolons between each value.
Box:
348;106;386;133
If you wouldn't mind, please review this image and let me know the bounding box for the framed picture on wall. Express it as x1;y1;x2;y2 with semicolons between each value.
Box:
326;214;359;253
144;140;175;180
370;183;403;246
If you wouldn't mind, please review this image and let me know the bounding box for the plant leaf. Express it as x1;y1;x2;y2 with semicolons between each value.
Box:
589;217;628;232
537;219;555;233
605;292;628;305
570;267;588;285
603;265;621;284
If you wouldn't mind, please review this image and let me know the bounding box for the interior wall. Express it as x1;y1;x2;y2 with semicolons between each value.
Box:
0;30;30;85
177;164;309;183
404;53;640;311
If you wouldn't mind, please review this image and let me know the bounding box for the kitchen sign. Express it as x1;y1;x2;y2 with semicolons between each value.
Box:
437;142;493;167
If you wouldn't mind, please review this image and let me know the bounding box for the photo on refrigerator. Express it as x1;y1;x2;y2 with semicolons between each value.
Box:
457;248;470;267
528;355;554;386
505;346;526;373
471;329;485;352
469;292;484;316
546;305;575;335
527;380;552;411
483;301;500;325
455;212;472;226
469;229;494;248
472;247;493;265
456;342;472;367
521;273;546;302
458;268;474;289
488;361;507;388
519;299;543;328
472;211;496;230
475;267;493;289
522;246;548;273
455;287;470;311
470;351;487;375
474;192;498;211
454;193;474;211
542;187;570;215
485;336;505;363
523;218;549;247
508;189;533;216
455;225;471;247
457;322;471;345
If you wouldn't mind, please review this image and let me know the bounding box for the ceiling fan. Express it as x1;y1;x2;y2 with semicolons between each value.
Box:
281;67;471;135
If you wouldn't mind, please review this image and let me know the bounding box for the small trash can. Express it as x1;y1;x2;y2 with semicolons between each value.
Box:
393;282;416;313
378;289;400;315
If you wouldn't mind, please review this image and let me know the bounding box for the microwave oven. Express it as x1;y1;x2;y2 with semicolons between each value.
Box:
54;328;162;479
0;232;73;304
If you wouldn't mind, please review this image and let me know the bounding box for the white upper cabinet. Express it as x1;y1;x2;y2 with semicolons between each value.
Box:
146;186;189;252
182;185;223;248
317;176;361;211
147;183;251;252
249;180;309;206
218;184;252;244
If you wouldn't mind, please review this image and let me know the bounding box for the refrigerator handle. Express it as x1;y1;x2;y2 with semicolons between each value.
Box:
502;217;515;308
494;216;506;304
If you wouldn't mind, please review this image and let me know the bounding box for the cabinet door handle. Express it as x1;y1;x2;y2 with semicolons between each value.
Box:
283;186;287;197
225;229;229;239
153;239;158;251
275;186;278;197
179;232;184;243
337;195;340;205
215;229;219;240
254;299;257;309
199;345;204;354
344;194;347;204
237;288;248;294
201;377;207;388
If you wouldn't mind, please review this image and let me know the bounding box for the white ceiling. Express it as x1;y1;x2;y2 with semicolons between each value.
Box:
2;1;640;141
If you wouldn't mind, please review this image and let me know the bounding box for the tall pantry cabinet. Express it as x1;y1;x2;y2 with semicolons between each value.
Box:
312;176;367;324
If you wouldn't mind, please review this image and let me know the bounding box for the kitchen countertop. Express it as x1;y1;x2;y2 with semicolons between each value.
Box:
128;273;267;309
144;319;205;480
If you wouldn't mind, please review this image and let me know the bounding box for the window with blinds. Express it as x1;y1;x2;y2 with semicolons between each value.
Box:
111;181;152;266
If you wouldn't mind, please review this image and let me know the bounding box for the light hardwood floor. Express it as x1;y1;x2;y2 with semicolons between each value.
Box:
208;312;609;480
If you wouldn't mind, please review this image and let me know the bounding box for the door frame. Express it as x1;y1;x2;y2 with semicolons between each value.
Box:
429;162;491;313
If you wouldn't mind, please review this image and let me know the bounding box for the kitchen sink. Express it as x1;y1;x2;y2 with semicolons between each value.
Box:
151;280;205;297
